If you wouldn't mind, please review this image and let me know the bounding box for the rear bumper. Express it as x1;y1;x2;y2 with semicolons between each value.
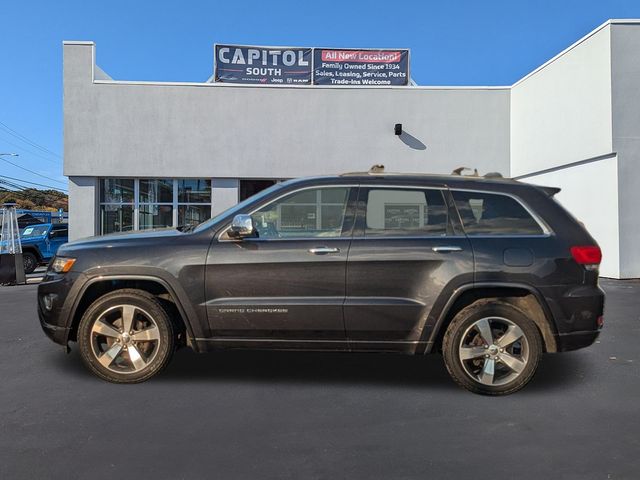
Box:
554;330;600;352
543;283;604;329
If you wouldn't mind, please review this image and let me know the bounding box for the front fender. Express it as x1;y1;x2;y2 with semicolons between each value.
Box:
66;267;206;348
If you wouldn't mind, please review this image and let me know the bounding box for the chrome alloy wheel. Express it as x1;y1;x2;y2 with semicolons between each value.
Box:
458;317;530;387
90;305;161;374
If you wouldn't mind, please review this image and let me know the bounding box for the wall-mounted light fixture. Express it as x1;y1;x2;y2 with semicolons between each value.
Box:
394;123;402;136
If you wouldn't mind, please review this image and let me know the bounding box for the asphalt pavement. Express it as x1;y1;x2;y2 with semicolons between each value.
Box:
0;279;639;479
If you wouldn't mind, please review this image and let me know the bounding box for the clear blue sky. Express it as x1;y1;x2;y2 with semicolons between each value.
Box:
1;0;639;192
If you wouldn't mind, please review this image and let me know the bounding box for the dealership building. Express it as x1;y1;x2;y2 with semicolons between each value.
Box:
64;20;640;278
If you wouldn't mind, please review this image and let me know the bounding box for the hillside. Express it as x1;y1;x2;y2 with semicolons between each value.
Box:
0;188;68;211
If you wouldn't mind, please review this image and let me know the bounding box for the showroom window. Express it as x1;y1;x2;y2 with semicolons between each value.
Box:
139;179;174;230
177;179;212;227
100;178;134;234
99;178;212;234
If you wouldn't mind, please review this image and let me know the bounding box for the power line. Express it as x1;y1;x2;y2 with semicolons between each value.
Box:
0;133;61;165
0;157;68;187
0;174;68;192
0;120;62;159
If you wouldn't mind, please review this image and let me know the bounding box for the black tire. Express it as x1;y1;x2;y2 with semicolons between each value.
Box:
443;299;543;395
23;252;38;274
77;289;175;383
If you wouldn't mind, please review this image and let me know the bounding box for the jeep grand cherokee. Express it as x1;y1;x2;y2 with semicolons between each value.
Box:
38;171;604;395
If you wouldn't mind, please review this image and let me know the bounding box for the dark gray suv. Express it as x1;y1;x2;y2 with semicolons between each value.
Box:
38;171;604;394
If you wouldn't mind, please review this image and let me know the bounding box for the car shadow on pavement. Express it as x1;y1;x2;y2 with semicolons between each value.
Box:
162;348;587;392
52;347;586;392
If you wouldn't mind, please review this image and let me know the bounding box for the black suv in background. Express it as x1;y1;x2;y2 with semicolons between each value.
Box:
38;171;604;395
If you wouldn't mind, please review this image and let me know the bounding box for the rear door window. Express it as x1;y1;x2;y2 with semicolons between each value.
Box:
364;188;449;237
451;191;544;235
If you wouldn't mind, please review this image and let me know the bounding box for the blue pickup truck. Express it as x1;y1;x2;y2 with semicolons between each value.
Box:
19;223;69;273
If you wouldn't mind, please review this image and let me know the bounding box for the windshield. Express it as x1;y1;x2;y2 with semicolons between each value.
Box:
193;182;285;233
20;225;49;238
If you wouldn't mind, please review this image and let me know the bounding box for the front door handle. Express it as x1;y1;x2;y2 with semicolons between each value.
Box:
432;246;463;253
308;246;340;255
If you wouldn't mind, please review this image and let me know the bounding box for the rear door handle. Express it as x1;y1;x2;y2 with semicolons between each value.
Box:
308;246;340;255
432;246;463;253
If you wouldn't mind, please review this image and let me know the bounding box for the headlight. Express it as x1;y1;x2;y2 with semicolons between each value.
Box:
50;256;76;273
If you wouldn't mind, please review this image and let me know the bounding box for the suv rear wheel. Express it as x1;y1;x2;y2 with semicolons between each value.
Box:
77;289;175;383
443;300;542;395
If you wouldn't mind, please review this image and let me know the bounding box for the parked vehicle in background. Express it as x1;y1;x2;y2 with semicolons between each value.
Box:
37;171;604;395
20;223;68;273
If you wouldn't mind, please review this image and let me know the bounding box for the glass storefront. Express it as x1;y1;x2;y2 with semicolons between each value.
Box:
177;179;211;228
100;179;135;234
99;178;212;234
178;204;211;227
139;204;173;230
100;204;134;234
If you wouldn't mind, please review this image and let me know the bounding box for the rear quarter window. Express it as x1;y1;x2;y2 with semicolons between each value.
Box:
451;191;544;235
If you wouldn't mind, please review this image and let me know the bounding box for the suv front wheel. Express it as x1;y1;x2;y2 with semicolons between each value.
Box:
443;300;542;395
77;289;175;383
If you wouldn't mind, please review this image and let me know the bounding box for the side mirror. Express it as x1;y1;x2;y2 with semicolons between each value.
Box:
48;230;57;239
229;214;255;239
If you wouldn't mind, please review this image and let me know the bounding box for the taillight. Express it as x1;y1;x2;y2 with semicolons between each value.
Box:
570;246;602;270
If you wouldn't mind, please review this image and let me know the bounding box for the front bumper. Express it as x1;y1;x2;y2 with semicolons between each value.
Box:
38;313;71;346
37;271;85;346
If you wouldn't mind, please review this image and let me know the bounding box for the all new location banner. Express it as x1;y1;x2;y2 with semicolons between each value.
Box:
313;48;410;86
213;44;411;86
214;44;312;85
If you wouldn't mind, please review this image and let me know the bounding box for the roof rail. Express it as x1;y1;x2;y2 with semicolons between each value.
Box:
340;165;510;180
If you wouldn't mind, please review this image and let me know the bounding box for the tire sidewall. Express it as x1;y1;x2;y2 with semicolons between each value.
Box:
23;253;37;274
443;301;542;395
78;290;174;383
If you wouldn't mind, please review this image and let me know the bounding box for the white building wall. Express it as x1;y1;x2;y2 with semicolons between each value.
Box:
510;24;613;176
611;23;640;278
63;21;640;277
68;176;97;240
63;43;511;181
510;21;626;277
211;178;240;216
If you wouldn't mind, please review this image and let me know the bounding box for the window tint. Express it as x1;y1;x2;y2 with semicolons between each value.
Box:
451;191;544;235
364;189;448;237
251;187;350;239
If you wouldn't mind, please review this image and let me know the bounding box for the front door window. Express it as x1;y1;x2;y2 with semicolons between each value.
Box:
250;187;351;239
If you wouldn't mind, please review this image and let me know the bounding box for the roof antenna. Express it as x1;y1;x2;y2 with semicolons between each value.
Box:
369;164;385;173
